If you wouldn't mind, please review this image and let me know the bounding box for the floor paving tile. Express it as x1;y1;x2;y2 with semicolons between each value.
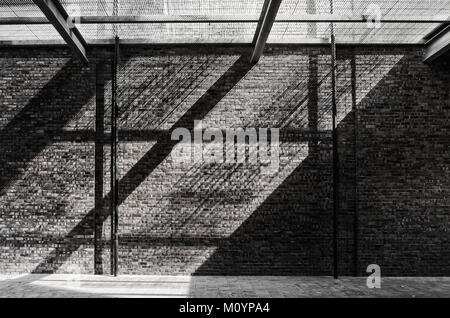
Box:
0;275;449;298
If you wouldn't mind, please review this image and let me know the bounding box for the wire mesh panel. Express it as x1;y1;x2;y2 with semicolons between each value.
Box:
60;0;111;16
269;22;443;44
277;0;450;18
270;0;450;43
0;0;45;17
0;0;62;40
60;0;263;41
0;0;449;43
79;22;257;43
59;0;265;16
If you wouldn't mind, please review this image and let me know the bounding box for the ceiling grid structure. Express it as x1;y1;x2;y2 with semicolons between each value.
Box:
60;0;263;43
0;0;449;44
269;0;450;44
0;0;62;41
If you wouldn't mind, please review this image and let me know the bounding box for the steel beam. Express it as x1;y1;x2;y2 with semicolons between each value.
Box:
423;23;450;42
252;0;271;45
0;17;49;24
251;0;282;64
0;39;428;46
32;0;88;63
424;25;450;62
1;15;449;25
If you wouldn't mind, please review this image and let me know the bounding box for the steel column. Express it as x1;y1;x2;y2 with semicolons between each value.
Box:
351;52;358;277
111;36;120;277
330;0;339;280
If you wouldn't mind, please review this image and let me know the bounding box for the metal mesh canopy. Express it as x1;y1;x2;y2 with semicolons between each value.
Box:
271;0;450;43
270;22;442;44
63;0;263;43
0;0;449;43
0;0;62;40
80;23;258;43
59;0;265;15
279;0;450;16
0;0;43;16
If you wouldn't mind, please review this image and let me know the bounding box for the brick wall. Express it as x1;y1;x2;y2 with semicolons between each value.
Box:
0;45;448;276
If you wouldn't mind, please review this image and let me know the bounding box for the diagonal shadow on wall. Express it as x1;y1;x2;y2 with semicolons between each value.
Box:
192;139;336;275
190;51;361;276
32;54;254;273
193;51;336;275
7;47;446;277
193;52;450;277
0;60;94;194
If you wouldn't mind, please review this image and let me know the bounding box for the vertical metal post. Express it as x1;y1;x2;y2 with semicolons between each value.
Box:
351;52;358;277
111;36;119;277
95;62;105;275
330;0;339;280
109;0;119;278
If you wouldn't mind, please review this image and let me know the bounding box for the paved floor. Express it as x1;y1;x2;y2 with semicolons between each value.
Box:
0;275;449;298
